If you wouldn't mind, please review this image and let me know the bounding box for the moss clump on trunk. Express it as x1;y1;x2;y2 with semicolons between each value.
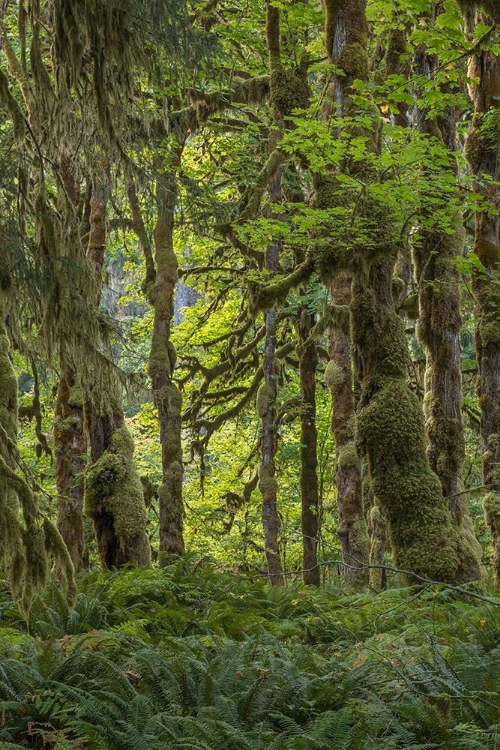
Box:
85;424;151;568
357;373;478;582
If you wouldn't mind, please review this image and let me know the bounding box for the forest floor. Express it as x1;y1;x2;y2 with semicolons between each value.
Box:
1;559;500;749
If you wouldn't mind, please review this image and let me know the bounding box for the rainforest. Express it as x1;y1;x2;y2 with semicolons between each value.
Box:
0;0;500;747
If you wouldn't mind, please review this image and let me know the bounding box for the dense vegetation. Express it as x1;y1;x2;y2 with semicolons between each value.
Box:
2;560;500;749
0;0;500;745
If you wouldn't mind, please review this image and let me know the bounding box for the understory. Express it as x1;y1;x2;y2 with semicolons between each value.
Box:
1;558;500;750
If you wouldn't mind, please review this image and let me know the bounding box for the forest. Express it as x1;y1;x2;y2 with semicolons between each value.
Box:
0;0;500;747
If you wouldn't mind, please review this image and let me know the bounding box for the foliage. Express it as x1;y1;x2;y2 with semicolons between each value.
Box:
0;562;500;749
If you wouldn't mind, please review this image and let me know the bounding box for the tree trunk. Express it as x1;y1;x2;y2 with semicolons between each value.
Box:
326;273;369;583
54;154;86;574
256;1;285;585
462;7;500;583
411;41;482;579
297;304;320;585
84;176;151;568
324;0;479;583
150;161;185;563
55;364;86;573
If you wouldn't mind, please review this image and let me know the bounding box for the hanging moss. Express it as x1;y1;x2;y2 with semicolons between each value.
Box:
0;331;18;444
324;360;345;390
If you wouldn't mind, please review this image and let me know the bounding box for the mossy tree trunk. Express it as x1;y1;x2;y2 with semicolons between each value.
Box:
128;162;185;562
84;176;150;569
55;365;86;573
257;0;285;585
54;155;86;574
296;302;320;585
320;0;371;583
324;0;479;583
150;156;185;562
462;6;500;583
326;274;369;584
411;41;481;577
0;275;75;612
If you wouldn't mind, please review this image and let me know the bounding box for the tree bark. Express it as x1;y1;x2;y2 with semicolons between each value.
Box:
324;0;479;583
411;40;482;579
326;274;369;584
150;159;185;562
84;176;151;569
297;304;320;585
257;0;285;585
462;7;500;583
55;365;86;573
54;153;86;573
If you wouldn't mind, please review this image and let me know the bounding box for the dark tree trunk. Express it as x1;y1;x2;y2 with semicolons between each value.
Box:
129;172;185;561
256;0;285;585
55;156;86;573
411;40;482;579
55;365;86;573
150;161;185;562
84;176;151;569
297;305;320;585
323;0;479;583
462;7;500;583
326;274;369;583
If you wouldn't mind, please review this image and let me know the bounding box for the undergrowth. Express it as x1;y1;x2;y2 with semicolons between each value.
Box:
1;556;499;749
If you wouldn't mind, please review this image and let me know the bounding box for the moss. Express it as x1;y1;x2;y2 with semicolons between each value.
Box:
67;385;84;408
369;504;387;589
391;276;405;301
270;66;311;122
84;423;150;566
357;378;427;467
484;435;500;488
484;492;500;533
256;382;274;418
339;43;369;79
159;384;182;414
485;492;500;585
351;283;410;381
357;374;480;582
479;319;500;346
257;462;278;497
324;361;345;391
0;329;18;442
250;260;313;313
162;460;183;500
337;441;359;470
